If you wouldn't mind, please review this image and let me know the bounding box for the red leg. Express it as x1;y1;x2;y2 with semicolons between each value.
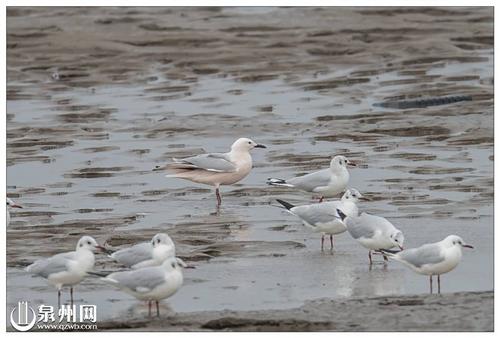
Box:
368;250;373;265
215;188;222;207
58;290;61;309
430;275;433;294
148;301;152;317
321;235;324;251
156;301;160;317
319;196;324;203
70;287;74;307
330;235;334;250
438;275;441;294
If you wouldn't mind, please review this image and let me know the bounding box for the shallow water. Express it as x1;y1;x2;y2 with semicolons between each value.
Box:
7;7;493;325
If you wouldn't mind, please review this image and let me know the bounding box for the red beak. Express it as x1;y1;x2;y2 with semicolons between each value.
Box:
399;245;404;250
95;245;110;253
11;204;23;209
462;244;474;249
347;161;357;167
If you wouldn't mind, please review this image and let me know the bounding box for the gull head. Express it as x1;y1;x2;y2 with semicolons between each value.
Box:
7;197;22;209
330;155;356;171
162;257;185;271
151;233;174;248
444;235;474;249
390;230;405;250
231;138;267;152
76;236;106;253
342;188;369;202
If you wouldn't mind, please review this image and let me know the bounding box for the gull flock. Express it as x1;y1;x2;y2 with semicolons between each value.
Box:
10;137;473;317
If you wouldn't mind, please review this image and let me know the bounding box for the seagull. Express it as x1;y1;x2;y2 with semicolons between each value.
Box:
26;236;106;308
337;209;404;264
7;197;23;226
267;155;355;202
276;188;367;250
379;235;473;293
101;257;185;317
164;138;266;207
109;233;176;269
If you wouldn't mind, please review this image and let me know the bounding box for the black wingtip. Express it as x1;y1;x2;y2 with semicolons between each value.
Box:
87;271;108;278
276;199;295;210
336;208;347;221
377;249;400;255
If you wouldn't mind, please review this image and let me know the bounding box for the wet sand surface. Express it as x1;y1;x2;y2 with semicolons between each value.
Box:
7;7;493;331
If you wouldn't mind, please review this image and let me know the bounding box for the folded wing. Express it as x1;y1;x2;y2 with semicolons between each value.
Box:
168;153;236;173
398;244;445;268
110;242;152;268
106;267;166;293
287;169;331;192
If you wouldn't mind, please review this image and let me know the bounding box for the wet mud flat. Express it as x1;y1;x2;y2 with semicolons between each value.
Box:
6;6;493;331
98;291;493;331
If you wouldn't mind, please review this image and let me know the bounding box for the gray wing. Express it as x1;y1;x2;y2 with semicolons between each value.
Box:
292;201;340;225
398;243;445;268
26;252;74;278
170;153;236;173
108;267;166;293
110;242;152;267
345;213;377;239
287;169;331;192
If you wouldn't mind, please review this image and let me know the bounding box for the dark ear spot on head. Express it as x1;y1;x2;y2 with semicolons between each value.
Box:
171;262;176;268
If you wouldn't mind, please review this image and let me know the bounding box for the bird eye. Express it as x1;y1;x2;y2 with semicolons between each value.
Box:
248;141;252;144
157;239;161;243
171;262;176;268
87;241;91;245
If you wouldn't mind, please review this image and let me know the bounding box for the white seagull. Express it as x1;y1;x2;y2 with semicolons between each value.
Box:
337;209;404;264
276;188;367;250
380;235;473;293
165;138;266;207
101;256;185;317
26;236;106;307
267;155;355;202
7;197;23;226
110;233;176;269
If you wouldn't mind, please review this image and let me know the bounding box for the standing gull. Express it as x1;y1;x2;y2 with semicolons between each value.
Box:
380;235;473;293
109;233;176;269
164;138;266;207
7;197;23;226
26;236;106;308
267;155;355;202
101;257;185;317
276;188;367;250
337;209;404;264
